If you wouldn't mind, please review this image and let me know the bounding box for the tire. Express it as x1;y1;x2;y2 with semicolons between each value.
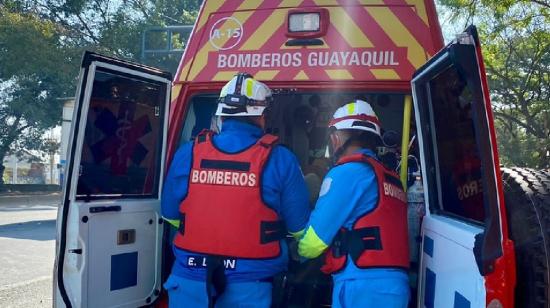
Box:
502;167;550;308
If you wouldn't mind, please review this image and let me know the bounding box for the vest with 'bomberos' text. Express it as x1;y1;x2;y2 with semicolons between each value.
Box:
173;130;285;259
322;153;409;274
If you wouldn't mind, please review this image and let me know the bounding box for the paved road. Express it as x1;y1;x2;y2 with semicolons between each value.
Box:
0;194;60;308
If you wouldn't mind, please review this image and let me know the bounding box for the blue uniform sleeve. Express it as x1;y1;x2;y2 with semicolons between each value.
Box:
299;162;377;258
161;142;193;221
262;146;311;234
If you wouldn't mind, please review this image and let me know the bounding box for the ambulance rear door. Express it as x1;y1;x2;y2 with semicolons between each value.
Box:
411;26;511;307
54;52;171;308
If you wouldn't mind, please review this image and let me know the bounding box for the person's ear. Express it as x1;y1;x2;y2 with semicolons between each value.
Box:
258;114;266;130
329;132;340;149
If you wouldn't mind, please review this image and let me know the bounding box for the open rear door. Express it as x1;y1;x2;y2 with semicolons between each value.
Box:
412;27;513;307
54;52;171;308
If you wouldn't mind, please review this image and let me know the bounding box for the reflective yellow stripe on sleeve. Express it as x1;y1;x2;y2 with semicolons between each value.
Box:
298;226;329;259
163;218;180;229
290;229;305;241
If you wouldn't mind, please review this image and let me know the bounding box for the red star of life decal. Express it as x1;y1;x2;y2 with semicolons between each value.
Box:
91;101;152;175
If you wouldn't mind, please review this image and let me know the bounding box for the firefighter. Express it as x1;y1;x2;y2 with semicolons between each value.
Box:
298;100;410;308
161;73;310;308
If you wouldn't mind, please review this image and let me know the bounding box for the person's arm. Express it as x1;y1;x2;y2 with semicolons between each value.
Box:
263;146;311;240
298;164;376;259
161;142;193;228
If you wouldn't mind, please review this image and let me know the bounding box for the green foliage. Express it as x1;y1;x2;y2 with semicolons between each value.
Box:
439;0;549;23
0;0;200;184
438;0;550;168
0;7;71;152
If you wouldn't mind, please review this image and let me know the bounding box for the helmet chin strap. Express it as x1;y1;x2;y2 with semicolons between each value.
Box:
330;133;354;164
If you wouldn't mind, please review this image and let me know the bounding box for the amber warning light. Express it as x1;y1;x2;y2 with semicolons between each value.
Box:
286;9;329;39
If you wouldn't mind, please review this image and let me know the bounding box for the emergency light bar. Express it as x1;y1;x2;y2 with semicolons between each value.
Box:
286;9;329;39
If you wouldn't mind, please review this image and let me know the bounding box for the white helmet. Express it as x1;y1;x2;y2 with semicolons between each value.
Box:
328;99;381;137
216;73;273;117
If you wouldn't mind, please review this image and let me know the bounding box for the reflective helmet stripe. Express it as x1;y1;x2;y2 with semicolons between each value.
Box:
246;78;254;97
347;102;355;115
328;100;381;136
329;114;381;127
216;72;273;117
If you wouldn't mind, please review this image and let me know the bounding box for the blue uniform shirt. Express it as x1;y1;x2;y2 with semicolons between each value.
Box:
299;149;407;282
162;119;311;282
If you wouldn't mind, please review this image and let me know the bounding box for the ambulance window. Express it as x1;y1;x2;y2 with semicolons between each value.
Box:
425;66;486;223
76;70;166;199
179;95;218;144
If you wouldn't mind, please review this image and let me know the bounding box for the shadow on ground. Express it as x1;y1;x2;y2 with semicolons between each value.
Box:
0;219;56;241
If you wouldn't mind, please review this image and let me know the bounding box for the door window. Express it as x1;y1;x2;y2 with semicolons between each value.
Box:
412;27;505;279
427;66;485;223
76;69;167;199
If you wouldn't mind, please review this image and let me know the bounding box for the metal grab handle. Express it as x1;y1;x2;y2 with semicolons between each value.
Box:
89;205;121;213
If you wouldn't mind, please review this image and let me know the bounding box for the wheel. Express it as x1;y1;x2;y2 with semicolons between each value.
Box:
502;167;550;308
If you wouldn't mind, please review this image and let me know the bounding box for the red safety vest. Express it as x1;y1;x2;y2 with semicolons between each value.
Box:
322;153;409;274
173;130;285;259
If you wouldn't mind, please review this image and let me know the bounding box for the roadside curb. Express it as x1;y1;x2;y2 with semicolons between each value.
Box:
0;193;60;199
0;193;61;206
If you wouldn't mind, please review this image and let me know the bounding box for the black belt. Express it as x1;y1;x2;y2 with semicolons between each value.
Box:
260;220;286;244
205;258;274;307
206;256;227;308
258;277;274;283
331;227;383;260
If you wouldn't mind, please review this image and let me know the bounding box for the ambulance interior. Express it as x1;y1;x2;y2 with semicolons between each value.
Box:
178;75;510;304
178;91;419;306
180;91;409;175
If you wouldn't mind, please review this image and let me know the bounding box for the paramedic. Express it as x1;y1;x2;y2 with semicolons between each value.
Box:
161;73;310;308
298;100;410;308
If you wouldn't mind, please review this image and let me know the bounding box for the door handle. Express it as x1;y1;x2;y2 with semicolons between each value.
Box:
89;205;121;213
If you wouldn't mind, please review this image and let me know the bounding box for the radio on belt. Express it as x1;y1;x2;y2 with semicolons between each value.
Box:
286;8;329;38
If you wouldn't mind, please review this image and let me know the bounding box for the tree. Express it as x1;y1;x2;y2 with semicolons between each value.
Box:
438;0;550;168
0;0;199;186
28;0;200;69
0;6;74;186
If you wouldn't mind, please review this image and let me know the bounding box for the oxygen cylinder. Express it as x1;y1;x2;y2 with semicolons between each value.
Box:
407;173;425;264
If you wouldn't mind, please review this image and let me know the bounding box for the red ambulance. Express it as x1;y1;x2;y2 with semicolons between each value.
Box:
54;1;550;307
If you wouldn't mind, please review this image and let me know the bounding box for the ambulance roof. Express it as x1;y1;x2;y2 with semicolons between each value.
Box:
174;0;444;84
